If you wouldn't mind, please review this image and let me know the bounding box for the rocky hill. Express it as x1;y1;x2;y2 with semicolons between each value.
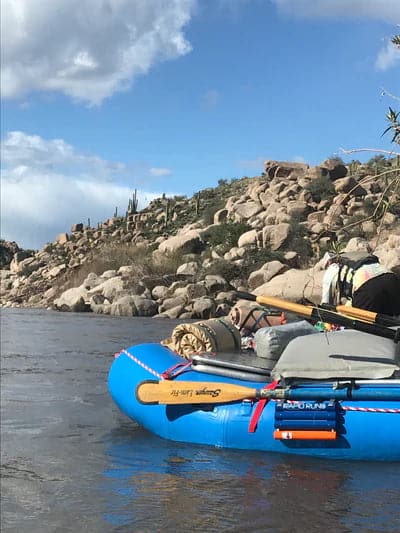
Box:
1;157;399;318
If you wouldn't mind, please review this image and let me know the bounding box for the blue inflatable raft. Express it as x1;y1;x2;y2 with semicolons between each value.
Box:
108;329;400;462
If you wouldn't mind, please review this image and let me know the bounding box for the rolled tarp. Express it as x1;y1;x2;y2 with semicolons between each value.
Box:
228;303;285;334
161;317;241;358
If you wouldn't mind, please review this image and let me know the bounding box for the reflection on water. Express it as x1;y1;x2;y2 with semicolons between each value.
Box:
1;309;400;533
101;427;400;533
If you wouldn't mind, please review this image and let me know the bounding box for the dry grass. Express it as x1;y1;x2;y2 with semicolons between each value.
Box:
54;243;185;291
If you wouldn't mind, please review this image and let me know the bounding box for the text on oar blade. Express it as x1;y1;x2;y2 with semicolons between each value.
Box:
170;387;222;398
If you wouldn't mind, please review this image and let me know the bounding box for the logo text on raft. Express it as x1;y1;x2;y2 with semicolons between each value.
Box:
282;402;327;410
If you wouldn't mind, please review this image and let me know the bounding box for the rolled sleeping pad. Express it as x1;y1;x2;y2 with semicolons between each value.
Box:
161;317;241;358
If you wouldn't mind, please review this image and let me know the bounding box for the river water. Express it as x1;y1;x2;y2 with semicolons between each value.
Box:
1;308;400;533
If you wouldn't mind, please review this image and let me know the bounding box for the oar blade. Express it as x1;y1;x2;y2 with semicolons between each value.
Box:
136;380;257;405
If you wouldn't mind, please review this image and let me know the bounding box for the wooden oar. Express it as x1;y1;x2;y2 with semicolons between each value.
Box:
279;298;399;326
136;380;400;405
235;291;400;343
322;304;400;327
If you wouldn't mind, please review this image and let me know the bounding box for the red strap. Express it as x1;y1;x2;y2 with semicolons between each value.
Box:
160;361;192;379
248;380;279;433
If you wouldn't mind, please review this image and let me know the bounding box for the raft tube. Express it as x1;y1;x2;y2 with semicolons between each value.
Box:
108;343;400;461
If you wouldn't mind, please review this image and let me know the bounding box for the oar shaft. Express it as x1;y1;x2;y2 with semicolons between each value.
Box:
256;294;397;341
335;306;400;327
262;387;400;402
320;303;400;327
255;295;313;318
308;307;397;341
235;291;399;343
137;380;400;405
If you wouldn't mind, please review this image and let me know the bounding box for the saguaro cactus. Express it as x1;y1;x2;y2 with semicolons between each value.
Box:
131;189;138;213
164;198;170;227
195;192;201;215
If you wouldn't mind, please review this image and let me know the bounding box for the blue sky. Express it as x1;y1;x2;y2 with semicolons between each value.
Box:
1;0;399;249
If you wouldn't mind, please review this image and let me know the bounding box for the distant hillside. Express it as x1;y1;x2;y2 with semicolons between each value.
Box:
1;156;399;316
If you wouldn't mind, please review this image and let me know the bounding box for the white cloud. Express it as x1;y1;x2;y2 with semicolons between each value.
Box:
1;131;160;249
375;39;400;70
149;167;172;177
1;0;196;105
293;155;307;164
270;0;400;23
237;156;265;170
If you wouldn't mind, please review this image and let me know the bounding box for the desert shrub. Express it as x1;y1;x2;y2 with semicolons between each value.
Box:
389;198;400;216
58;243;185;290
206;221;251;251
305;176;336;203
283;218;313;267
245;246;284;269
203;258;246;283
201;199;227;225
201;246;285;284
341;214;374;239
365;154;389;173
197;177;253;225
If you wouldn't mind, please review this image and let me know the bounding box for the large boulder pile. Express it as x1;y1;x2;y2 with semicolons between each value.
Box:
1;157;399;317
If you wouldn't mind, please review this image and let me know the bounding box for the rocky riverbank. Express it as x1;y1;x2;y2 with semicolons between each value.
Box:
1;158;399;318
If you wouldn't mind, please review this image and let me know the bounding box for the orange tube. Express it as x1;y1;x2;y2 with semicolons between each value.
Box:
274;429;337;441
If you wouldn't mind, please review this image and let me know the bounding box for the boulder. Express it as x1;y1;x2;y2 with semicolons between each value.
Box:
54;286;90;312
262;223;290;250
233;201;264;220
286;200;309;218
154;304;185;319
176;262;199;277
238;230;259;248
213;208;229;224
192;297;216;319
248;260;288;290
264;160;309;178
44;264;67;279
87;277;124;301
254;268;324;303
157;230;204;255
158;296;187;313
320;158;348;180
0;241;21;269
71;223;84;233
174;283;207;300
110;295;137;316
152;285;169;300
334;176;366;196
132;295;158;317
202;275;229;294
10;256;43;276
56;233;69;244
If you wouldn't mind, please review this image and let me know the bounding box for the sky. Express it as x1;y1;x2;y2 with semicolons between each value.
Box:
1;0;400;250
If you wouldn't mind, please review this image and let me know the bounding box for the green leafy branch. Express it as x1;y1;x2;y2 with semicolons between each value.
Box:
382;35;400;145
383;107;400;145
